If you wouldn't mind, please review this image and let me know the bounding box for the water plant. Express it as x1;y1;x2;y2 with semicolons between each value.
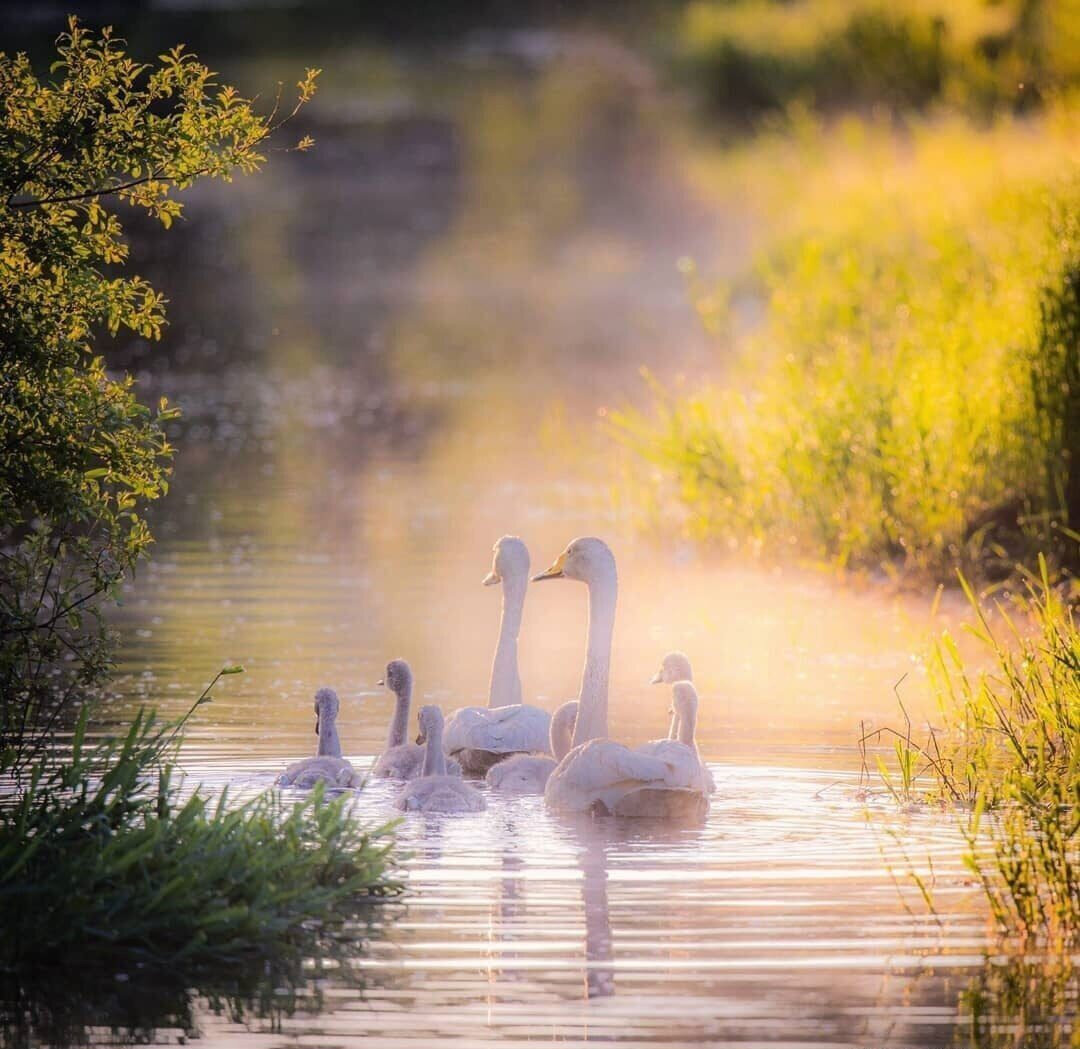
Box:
0;669;400;972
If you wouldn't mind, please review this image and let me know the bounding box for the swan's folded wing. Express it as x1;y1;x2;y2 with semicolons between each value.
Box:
445;704;551;754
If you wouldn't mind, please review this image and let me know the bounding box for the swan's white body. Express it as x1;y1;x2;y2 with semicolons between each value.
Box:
444;537;551;776
485;699;579;793
649;651;717;794
536;538;709;819
373;659;461;779
396;706;486;814
277;688;363;789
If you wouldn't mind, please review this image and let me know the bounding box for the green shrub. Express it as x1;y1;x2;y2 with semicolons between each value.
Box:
0;670;399;970
0;20;318;765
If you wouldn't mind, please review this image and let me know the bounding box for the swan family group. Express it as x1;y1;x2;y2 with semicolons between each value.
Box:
277;536;713;819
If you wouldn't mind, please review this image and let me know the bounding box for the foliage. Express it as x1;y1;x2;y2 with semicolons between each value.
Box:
866;562;1080;950
676;0;1080;117
0;669;399;972
0;19;318;764
614;110;1080;581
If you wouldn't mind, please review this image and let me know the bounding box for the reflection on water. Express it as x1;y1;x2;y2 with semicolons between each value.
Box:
42;18;1023;1049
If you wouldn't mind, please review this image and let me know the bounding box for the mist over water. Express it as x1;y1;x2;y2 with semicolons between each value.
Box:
83;22;992;1048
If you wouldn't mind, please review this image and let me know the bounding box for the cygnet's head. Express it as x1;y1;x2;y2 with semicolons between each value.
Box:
532;536;616;586
670;681;699;720
651;651;693;685
379;658;413;696
313;687;340;735
483;535;530;587
415;704;444;745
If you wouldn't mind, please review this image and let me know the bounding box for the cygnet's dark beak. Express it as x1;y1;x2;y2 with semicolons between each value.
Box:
649;669;664;684
482;570;499;587
315;716;320;737
415;732;426;745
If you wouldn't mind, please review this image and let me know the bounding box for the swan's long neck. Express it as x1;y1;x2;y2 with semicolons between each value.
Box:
423;720;447;776
572;572;616;748
317;713;343;758
676;700;697;748
489;577;525;708
667;712;680;741
550;700;578;761
387;683;411;748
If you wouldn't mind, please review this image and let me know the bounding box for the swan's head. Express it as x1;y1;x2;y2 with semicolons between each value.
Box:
651;651;693;685
483;535;530;587
532;536;616;587
415;704;445;744
379;658;413;696
670;681;699;721
313;687;340;735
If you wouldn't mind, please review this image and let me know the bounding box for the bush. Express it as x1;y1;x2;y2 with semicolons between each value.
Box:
675;0;1080;118
0;20;318;765
0;670;399;970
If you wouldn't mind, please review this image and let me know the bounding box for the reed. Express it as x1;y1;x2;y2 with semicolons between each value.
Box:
0;670;400;970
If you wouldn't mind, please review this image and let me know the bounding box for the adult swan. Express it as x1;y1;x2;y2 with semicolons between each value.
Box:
443;536;552;775
533;537;709;819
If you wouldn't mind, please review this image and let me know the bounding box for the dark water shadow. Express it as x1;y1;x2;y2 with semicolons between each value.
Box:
0;908;388;1049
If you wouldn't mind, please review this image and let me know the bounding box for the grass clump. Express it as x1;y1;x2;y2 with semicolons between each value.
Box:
867;560;1080;950
615;111;1080;581
0;671;399;971
675;0;1080;117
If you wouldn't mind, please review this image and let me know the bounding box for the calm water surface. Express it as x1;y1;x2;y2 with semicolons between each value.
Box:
84;25;998;1048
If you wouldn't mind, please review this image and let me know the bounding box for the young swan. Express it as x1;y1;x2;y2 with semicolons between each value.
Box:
372;659;461;779
649;651;716;793
485;699;579;793
535;537;707;820
395;705;486;814
277;688;363;789
443;536;552;776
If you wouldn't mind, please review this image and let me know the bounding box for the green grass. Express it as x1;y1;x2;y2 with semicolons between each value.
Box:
0;671;400;972
615;109;1080;582
865;560;1080;950
675;0;1080;117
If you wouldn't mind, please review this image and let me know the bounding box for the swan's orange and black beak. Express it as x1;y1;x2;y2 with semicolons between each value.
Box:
482;569;500;586
531;551;567;582
650;668;664;684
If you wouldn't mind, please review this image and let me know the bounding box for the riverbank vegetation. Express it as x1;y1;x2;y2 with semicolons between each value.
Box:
674;0;1080;117
0;669;399;973
0;19;318;764
0;21;400;1021
616;26;1080;582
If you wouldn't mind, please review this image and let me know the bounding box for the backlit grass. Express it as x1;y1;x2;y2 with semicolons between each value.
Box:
615;107;1080;581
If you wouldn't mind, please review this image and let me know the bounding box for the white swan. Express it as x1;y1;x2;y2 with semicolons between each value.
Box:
534;538;709;820
485;699;579;793
443;536;552;776
649;651;717;794
372;659;461;779
277;687;363;789
395;705;486;814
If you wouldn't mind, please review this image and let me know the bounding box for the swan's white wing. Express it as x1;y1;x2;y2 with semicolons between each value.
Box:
634;739;710;792
444;704;551;755
545;740;670;813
